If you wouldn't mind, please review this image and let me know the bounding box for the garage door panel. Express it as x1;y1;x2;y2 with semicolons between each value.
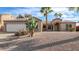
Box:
6;23;26;32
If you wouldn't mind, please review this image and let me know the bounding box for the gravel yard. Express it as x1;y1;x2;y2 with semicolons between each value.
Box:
0;32;79;51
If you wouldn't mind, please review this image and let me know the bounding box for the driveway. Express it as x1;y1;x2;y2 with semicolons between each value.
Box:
0;33;14;39
0;32;79;51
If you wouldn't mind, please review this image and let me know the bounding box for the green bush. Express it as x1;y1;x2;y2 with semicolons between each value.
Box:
69;28;75;31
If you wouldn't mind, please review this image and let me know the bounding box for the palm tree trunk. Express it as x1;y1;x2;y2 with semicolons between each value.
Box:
46;12;48;31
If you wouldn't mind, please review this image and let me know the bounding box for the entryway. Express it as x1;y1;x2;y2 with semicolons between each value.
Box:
53;23;60;31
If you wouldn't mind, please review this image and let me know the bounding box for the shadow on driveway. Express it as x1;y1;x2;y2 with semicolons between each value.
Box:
9;36;79;51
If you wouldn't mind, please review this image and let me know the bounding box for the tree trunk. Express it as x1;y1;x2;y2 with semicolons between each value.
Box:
30;29;34;37
46;14;48;31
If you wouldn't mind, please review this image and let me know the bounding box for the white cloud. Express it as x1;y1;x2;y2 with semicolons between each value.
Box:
52;7;68;12
63;16;79;22
51;7;76;19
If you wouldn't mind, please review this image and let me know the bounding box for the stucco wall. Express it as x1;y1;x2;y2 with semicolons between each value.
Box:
36;21;42;32
60;23;66;31
1;14;15;20
4;20;42;32
60;23;76;31
0;14;15;31
71;23;76;31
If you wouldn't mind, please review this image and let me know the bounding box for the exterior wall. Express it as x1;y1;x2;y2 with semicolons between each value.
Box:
52;20;61;31
4;20;42;32
71;23;76;31
1;14;15;20
1;14;15;26
60;23;66;31
60;22;76;31
0;14;15;31
38;21;42;32
34;21;42;32
52;24;55;31
51;19;76;31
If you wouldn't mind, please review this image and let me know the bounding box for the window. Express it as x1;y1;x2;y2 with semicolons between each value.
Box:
69;24;72;28
66;24;68;31
66;24;72;31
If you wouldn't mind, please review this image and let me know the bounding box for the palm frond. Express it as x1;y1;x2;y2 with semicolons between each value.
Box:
54;13;63;18
68;7;79;12
40;7;53;16
69;7;75;11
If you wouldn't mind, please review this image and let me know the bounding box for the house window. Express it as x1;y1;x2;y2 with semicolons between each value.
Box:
69;24;72;28
66;24;72;31
66;24;68;31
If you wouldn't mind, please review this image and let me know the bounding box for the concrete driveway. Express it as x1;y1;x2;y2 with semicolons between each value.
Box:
0;32;79;51
0;33;14;39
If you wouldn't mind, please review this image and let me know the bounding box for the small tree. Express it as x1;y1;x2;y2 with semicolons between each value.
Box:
26;17;37;37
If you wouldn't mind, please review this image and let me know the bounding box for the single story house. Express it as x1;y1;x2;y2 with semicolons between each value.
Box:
3;17;42;32
0;14;76;32
42;18;76;31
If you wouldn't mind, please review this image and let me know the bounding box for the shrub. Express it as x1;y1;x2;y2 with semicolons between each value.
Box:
15;30;28;36
69;28;75;31
76;26;79;31
26;18;37;37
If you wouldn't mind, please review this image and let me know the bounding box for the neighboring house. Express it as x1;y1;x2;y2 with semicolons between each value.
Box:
0;14;76;32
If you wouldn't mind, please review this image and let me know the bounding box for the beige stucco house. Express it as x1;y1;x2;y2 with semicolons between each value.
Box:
0;14;76;32
42;18;76;31
0;14;15;31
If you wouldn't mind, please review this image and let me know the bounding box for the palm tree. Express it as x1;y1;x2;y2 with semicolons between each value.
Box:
68;7;79;23
54;13;63;18
69;7;79;12
58;13;63;18
54;13;58;18
24;14;32;18
24;14;32;21
17;14;24;18
40;7;53;31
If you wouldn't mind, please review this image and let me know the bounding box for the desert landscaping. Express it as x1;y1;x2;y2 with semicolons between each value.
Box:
0;32;79;51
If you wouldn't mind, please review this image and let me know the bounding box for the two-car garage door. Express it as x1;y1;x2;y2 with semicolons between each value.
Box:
6;23;26;32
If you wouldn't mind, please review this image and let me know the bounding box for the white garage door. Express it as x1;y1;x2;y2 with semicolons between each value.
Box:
6;23;26;32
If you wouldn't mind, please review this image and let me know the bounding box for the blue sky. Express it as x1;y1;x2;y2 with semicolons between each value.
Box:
0;7;79;22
